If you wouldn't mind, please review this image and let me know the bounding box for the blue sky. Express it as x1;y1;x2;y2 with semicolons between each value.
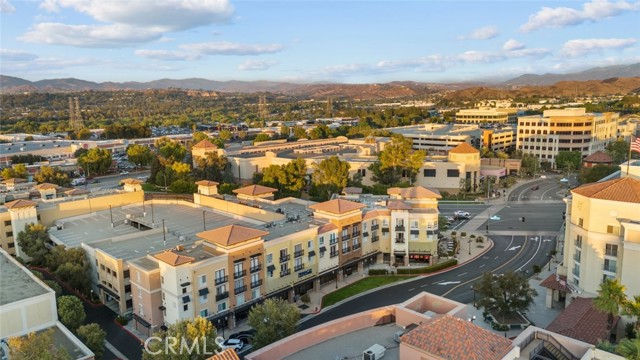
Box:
1;0;639;83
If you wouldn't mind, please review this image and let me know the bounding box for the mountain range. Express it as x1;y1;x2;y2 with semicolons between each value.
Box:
1;63;640;99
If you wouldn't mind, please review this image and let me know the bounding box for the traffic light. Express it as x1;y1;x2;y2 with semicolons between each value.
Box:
521;217;525;222
562;212;566;220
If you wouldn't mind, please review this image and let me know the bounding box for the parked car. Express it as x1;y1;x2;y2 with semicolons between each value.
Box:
229;329;256;343
530;185;539;190
454;210;470;218
220;338;244;351
446;216;455;224
120;171;129;175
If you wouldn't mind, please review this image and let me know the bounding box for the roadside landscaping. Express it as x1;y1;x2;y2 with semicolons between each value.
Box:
321;276;414;308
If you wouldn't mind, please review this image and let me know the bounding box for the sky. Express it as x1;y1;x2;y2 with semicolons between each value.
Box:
1;0;639;84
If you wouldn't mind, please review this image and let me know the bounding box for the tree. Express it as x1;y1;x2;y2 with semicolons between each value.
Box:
143;317;218;360
293;126;307;139
192;131;210;143
76;128;92;140
520;154;540;177
156;138;186;164
77;323;106;360
77;148;112;176
127;144;153;168
168;179;197;194
473;271;537;321
44;280;62;296
312;156;350;199
371;135;425;185
8;329;71;360
57;295;86;331
248;298;300;350
34;166;71;187
625;295;640;336
578;165;619;184
616;338;640;360
219;129;232;142
253;133;271;144
16;223;50;265
195;152;232;183
55;262;90;293
606;139;630;164
555;151;582;173
593;278;627;329
309;124;332;139
2;164;29;180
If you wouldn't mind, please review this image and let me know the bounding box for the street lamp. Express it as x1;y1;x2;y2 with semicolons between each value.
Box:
468;239;472;255
470;285;476;307
335;270;339;289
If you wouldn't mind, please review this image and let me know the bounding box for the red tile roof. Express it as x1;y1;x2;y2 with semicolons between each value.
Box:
121;178;144;185
192;139;217;149
4;199;37;209
572;177;640;204
398;186;442;199
154;251;196;266
308;198;366;214
583;151;613;164
546;297;615;345
317;223;338;234
449;142;479;154
2;178;27;185
232;184;277;196
540;274;572;292
64;188;90;196
207;348;240;360
387;200;412;210
34;183;58;190
401;315;513;360
362;209;391;220
197;224;268;246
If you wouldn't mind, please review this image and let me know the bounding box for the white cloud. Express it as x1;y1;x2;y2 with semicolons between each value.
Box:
458;26;499;40
19;23;163;47
237;59;278;71
38;0;234;31
503;39;525;51
134;49;198;61
0;0;15;13
506;48;551;58
180;42;284;56
520;0;640;32
560;38;637;56
0;49;38;61
458;51;504;63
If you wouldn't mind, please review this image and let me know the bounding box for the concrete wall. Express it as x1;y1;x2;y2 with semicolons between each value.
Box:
194;194;284;223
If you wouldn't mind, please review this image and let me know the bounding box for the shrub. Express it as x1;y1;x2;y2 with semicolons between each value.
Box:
115;316;128;326
397;259;458;275
460;232;467;237
300;293;310;304
368;269;389;275
470;234;476;239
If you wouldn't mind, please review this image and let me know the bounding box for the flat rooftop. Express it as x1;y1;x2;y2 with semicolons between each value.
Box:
283;323;402;360
0;250;50;306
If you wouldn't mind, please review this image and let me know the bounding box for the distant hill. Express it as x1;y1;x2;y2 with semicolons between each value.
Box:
503;63;640;86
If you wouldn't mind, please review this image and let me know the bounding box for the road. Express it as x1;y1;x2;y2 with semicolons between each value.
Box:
508;176;569;202
77;170;150;192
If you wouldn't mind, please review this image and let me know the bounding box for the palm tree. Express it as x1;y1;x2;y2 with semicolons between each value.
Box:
624;295;640;335
593;279;627;329
615;338;640;360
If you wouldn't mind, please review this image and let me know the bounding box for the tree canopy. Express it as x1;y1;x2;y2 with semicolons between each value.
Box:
260;158;308;197
34;166;71;186
194;152;232;183
16;223;50;265
555;151;582;172
1;163;28;180
127;144;153;168
8;329;71;360
248;298;300;350
370;134;425;186
77;323;106;360
77;148;112;176
143;317;218;360
57;295;86;331
473;271;537;320
578;165;619;184
520;154;540;177
311;156;351;200
606;139;630;164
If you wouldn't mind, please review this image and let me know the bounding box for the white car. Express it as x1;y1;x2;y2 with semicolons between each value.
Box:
454;211;470;218
490;215;501;221
119;171;129;175
220;338;244;352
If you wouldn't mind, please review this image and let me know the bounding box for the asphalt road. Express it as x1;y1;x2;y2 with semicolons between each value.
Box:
480;203;566;232
80;170;150;191
508;177;568;202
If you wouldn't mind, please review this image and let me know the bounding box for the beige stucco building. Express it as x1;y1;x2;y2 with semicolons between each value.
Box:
456;107;517;124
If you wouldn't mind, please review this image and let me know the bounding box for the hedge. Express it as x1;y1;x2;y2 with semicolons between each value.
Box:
397;259;458;275
368;269;389;275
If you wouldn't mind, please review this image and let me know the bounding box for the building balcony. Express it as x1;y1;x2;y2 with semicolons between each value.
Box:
234;285;247;295
572;268;580;278
294;250;304;258
294;264;305;272
250;264;262;273
395;238;405;244
280;269;291;277
330;251;339;258
251;279;262;289
215;292;229;301
395;225;405;232
234;270;246;278
342;247;351;254
341;235;351;241
352;244;361;250
371;224;379;231
352;231;361;237
572;255;581;263
280;254;290;263
215;276;228;285
381;227;389;233
371;236;380;243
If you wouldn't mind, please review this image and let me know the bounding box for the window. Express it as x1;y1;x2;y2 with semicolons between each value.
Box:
199;274;207;286
319;236;325;245
3;220;10;226
139;304;144;316
5;231;13;237
575;235;582;248
234;278;244;290
447;169;460;177
329;234;337;244
200;294;208;303
382;219;389;227
161;276;164;284
251;273;259;285
423;169;436;177
308;240;313;249
234;262;243;276
162;292;165;300
280;249;288;259
605;244;618;257
138;287;142;299
578;218;584;227
604;259;617;273
266;253;273;264
217;302;227;312
8;242;14;248
216;284;227;295
182;287;187;294
363;223;368;231
606;225;620;235
200;309;208;317
294;257;303;271
411;221;418;229
215;269;226;283
183;304;188;311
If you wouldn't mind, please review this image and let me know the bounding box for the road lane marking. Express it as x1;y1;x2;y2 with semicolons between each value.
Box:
408;288;415;292
438;281;461;285
541;184;559;200
457;272;467;277
479;264;485;268
420;284;428;287
516;232;543;272
507;246;521;251
505;235;514;251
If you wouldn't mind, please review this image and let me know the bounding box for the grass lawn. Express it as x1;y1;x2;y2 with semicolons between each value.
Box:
321;276;414;308
141;183;161;192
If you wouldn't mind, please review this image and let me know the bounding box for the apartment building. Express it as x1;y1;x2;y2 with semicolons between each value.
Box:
560;176;640;305
516;108;620;167
482;128;517;153
455;108;517;124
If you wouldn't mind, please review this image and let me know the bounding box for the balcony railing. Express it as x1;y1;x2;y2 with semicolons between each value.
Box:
234;285;247;295
395;238;405;244
353;243;361;250
294;250;304;258
341;234;350;241
234;270;246;278
342;247;351;254
395;225;405;232
280;254;290;263
603;265;617;273
381;227;389;233
330;251;339;258
215;292;229;301
352;231;361;237
251;279;262;288
371;224;379;231
294;263;305;272
215;276;228;285
372;236;380;243
572;254;581;263
250;264;261;273
280;269;291;277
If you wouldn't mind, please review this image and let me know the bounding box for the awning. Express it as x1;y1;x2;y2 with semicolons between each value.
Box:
427;230;440;235
180;282;190;287
308;250;316;257
234;258;246;263
133;313;151;328
362;232;369;237
199;288;209;296
251;253;262;258
182;295;191;304
319;246;327;252
267;264;276;272
97;284;120;301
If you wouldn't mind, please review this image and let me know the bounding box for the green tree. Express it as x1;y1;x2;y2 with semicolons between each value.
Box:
168;179;197;194
253;133;271;144
77;323;106;360
219;129;232;142
156;138;186;164
1;163;28;180
16;223;50;265
44;280;62;296
473;271;537;321
578;165;619;184
248;298;300;350
78;148;112;176
143;317;218;360
606;139;630;164
625;295;640;335
616;338;640;360
293;126;308;139
309;124;333;139
8;329;71;360
127;144;153;168
312;156;350;195
593;279;627;329
555;151;582;173
520;154;540;177
76;128;92;140
280;125;290;138
195;152;232;183
57;296;86;331
192;131;210;143
371;134;425;185
55;262;90;293
34;166;71;187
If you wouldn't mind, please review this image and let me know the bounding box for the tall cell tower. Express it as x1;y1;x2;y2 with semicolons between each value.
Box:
68;97;84;132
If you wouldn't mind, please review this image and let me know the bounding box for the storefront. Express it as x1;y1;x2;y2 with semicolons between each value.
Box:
318;269;338;286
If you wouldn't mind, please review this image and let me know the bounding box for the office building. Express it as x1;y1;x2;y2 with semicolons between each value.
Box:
455;108;517;124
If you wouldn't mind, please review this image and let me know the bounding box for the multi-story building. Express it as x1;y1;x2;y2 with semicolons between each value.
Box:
482;128;517;153
455;108;517;124
560;176;640;323
516;108;620;167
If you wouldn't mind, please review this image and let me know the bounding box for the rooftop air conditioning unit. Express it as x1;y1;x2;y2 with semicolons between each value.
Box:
175;245;185;251
179;235;185;242
362;344;385;360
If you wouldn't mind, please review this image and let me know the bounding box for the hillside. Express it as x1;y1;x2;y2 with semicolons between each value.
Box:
503;63;640;86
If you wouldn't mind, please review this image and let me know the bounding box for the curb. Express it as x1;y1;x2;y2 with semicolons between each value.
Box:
114;319;145;345
299;239;495;324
